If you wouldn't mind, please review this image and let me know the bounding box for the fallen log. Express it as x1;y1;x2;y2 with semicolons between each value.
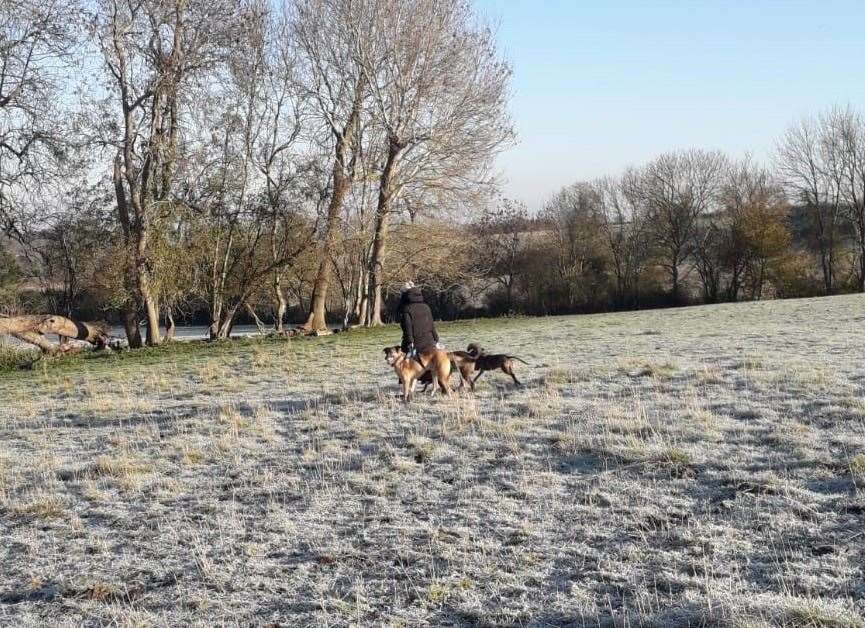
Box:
0;315;110;354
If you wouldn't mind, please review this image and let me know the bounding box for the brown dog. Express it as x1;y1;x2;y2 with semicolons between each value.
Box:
384;346;452;401
465;343;528;387
415;349;476;393
448;350;477;390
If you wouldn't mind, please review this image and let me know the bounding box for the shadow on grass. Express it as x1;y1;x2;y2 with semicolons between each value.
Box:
430;602;732;628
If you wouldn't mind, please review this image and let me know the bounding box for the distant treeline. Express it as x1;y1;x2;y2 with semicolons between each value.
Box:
467;111;865;318
2;0;864;340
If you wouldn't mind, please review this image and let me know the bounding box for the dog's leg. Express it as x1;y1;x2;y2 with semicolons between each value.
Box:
450;360;462;390
472;371;484;387
456;361;470;391
502;358;522;386
443;360;454;396
503;364;522;386
463;367;475;391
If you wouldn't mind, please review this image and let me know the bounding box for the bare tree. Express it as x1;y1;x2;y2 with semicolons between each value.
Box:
640;149;727;302
290;0;372;331
385;217;476;309
334;175;377;327
776;113;845;295
94;0;239;347
23;185;111;317
719;158;790;300
475;199;529;312
691;217;726;303
182;2;313;340
355;0;513;325
0;240;21;312
596;171;651;307
821;107;865;291
542;183;607;309
0;0;77;237
256;13;319;332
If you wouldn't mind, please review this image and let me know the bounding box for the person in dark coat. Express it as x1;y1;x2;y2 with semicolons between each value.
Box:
397;282;440;356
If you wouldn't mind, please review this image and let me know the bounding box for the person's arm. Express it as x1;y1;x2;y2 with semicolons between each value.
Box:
401;310;414;349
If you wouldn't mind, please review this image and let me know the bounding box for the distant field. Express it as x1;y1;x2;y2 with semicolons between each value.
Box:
1;296;864;626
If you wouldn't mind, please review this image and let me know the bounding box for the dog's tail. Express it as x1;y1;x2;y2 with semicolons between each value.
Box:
508;355;530;365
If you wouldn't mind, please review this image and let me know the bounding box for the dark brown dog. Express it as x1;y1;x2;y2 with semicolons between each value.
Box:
384;346;452;400
465;343;528;387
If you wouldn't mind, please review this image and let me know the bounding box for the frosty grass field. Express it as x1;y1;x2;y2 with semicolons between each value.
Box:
1;295;864;626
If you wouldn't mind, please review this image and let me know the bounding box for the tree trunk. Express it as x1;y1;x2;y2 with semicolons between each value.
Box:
817;208;836;295
273;271;287;333
611;256;626;309
140;273;161;346
209;295;223;340
858;232;865;293
303;234;336;330
725;260;742;302
245;302;268;334
114;154;145;349
301;79;365;332
114;148;160;347
343;256;367;328
852;207;865;292
122;308;142;349
365;138;402;327
217;303;240;340
670;255;680;303
164;307;176;342
820;243;833;295
355;267;368;326
302;171;350;331
208;239;230;340
756;261;766;299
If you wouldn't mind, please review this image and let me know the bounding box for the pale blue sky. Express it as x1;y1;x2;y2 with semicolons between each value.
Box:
475;0;865;209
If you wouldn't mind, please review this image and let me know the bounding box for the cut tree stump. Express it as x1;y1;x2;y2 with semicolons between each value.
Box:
0;315;110;354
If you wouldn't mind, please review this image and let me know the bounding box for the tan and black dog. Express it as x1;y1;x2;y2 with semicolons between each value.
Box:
465;343;528;387
384;346;453;400
448;350;478;390
415;349;476;393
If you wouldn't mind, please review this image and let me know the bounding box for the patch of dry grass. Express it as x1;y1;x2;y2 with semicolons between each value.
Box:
8;489;68;520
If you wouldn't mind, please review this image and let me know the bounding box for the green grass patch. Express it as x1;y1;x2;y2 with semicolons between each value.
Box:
0;345;37;371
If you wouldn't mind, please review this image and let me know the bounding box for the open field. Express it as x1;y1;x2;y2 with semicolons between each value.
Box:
1;296;865;626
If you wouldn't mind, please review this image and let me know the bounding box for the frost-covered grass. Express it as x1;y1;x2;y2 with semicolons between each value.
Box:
1;295;864;626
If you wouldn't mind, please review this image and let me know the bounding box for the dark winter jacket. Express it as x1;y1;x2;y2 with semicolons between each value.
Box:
398;287;439;352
